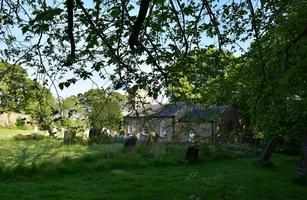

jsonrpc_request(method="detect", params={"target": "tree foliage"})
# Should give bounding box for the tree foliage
[0,0,306,140]
[79,89,126,130]
[0,62,56,129]
[0,62,31,112]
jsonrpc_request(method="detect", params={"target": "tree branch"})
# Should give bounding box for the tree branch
[203,0,223,49]
[128,0,151,50]
[66,0,75,65]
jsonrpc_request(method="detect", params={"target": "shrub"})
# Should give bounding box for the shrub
[89,135,112,144]
[15,117,26,129]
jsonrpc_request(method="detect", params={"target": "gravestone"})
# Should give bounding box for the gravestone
[119,130,125,136]
[51,126,58,138]
[295,138,307,182]
[186,145,199,164]
[124,135,137,149]
[257,136,281,166]
[89,128,101,138]
[88,128,110,144]
[61,127,66,139]
[145,132,156,146]
[63,128,76,144]
[32,126,39,136]
[84,128,90,138]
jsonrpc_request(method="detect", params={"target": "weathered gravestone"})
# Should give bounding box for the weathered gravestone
[52,126,58,138]
[63,128,76,144]
[89,128,101,138]
[257,136,281,166]
[61,127,66,139]
[186,145,199,164]
[84,128,89,137]
[32,126,39,136]
[119,130,125,136]
[294,138,307,182]
[124,135,137,149]
[88,128,111,144]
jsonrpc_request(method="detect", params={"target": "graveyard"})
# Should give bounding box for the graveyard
[1,0,307,199]
[0,127,306,199]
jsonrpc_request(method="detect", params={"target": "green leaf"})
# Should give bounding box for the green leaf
[34,8,63,21]
[59,83,64,90]
[64,82,70,88]
[21,25,29,34]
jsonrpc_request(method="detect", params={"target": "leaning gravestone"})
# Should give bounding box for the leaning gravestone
[186,145,199,164]
[124,135,137,149]
[63,128,76,144]
[294,138,307,183]
[257,136,281,166]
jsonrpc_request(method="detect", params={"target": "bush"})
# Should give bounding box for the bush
[15,117,26,129]
[89,135,112,144]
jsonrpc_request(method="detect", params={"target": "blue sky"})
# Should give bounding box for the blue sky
[0,0,251,99]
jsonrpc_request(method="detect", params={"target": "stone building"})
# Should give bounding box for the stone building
[124,102,242,142]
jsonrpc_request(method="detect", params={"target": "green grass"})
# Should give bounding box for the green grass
[0,127,306,199]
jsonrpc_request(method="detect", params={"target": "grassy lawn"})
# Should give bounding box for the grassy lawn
[0,127,306,200]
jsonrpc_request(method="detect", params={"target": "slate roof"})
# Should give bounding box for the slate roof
[154,102,187,117]
[125,102,228,122]
[124,104,161,117]
[178,106,228,122]
[125,102,186,118]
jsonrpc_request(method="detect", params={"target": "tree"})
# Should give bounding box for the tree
[61,95,84,118]
[235,1,307,141]
[51,95,86,127]
[0,62,31,112]
[0,62,56,129]
[1,0,306,140]
[166,48,237,105]
[80,89,125,130]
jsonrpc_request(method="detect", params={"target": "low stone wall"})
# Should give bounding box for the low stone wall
[0,112,31,127]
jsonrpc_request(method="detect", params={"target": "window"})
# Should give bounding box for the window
[141,128,146,135]
[127,124,133,135]
[159,120,167,137]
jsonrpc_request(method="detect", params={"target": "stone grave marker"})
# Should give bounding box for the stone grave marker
[89,128,101,138]
[63,128,76,144]
[32,126,39,136]
[186,145,199,164]
[124,135,137,149]
[51,126,58,138]
[257,136,281,166]
[84,128,90,138]
[61,127,66,139]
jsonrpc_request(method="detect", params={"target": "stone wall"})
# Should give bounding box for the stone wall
[125,117,174,142]
[124,106,242,143]
[0,112,31,127]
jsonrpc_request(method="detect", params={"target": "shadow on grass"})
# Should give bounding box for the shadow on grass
[0,138,264,181]
[0,143,189,180]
